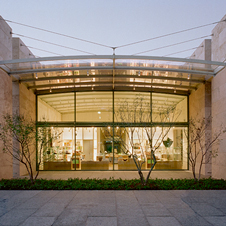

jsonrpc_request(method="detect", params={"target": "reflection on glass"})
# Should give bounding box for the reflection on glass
[76,92,112,122]
[76,127,110,170]
[38,127,75,170]
[38,93,74,122]
[38,126,187,171]
[114,92,150,122]
[152,127,187,169]
[152,93,187,122]
[37,91,188,171]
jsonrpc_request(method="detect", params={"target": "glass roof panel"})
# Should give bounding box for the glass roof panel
[1,55,225,95]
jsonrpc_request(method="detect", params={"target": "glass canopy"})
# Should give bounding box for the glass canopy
[0,55,225,95]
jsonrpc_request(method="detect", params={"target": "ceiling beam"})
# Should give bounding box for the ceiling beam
[19,73,204,84]
[10,65,214,76]
[35,85,189,95]
[28,80,196,90]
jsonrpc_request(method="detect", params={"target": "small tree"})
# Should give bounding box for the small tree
[0,113,57,184]
[105,95,181,185]
[186,116,224,181]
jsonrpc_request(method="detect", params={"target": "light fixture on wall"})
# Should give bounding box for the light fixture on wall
[50,87,52,93]
[87,70,89,76]
[35,73,38,79]
[174,89,176,93]
[138,70,140,76]
[187,74,190,79]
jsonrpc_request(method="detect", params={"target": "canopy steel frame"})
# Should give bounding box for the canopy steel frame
[0,55,225,66]
[1,54,224,96]
[9,66,215,76]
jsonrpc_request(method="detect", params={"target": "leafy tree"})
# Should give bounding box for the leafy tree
[0,114,58,184]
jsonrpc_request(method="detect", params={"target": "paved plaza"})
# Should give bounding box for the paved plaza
[0,190,226,226]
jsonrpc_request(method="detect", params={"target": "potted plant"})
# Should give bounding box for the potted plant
[163,137,173,148]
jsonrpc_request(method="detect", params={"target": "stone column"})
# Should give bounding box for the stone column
[0,16,13,179]
[211,14,226,179]
[12,38,36,177]
[189,39,212,177]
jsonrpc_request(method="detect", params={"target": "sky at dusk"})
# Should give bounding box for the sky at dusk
[0,0,226,58]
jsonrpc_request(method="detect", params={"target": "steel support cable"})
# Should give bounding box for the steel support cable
[163,45,204,57]
[12,33,95,55]
[133,34,212,55]
[21,45,65,56]
[2,18,112,49]
[116,19,226,49]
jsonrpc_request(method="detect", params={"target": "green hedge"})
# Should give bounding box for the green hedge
[0,178,226,190]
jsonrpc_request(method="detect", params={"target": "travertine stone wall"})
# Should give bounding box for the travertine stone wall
[189,39,212,177]
[12,38,36,177]
[211,14,226,179]
[0,16,12,61]
[0,17,13,179]
[212,15,226,62]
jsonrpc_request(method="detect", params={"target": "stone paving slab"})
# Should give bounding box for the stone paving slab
[0,190,225,226]
[147,216,181,226]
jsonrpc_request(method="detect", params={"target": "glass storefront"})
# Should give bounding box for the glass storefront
[37,91,188,171]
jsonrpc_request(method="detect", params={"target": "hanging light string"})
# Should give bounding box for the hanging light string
[12,32,96,55]
[133,34,212,55]
[115,19,226,49]
[2,18,112,49]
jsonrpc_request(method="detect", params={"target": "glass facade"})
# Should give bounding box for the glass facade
[37,91,188,171]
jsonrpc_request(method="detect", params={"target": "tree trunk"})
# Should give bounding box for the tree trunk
[192,164,197,181]
[145,150,157,185]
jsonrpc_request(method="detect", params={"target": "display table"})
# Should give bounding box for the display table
[118,158,146,170]
[153,160,182,169]
[44,161,71,170]
[71,157,81,169]
[81,160,109,170]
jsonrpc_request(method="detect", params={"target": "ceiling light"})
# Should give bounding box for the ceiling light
[98,111,101,114]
